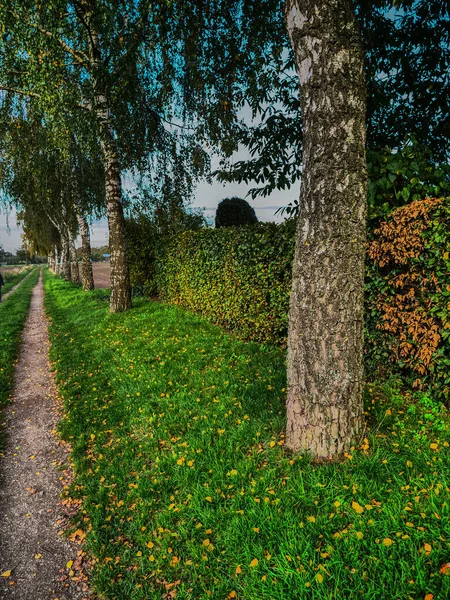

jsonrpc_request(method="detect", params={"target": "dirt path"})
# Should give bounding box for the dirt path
[0,273,89,600]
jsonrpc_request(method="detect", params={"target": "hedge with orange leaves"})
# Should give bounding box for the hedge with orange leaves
[366,197,450,402]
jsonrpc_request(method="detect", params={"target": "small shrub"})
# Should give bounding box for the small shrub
[215,197,258,228]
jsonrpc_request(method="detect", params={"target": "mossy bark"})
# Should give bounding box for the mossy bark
[285,0,367,459]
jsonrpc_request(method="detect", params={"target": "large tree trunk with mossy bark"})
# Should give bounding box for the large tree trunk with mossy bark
[90,20,131,312]
[75,207,95,291]
[47,249,54,271]
[68,229,80,285]
[53,246,59,275]
[98,115,131,312]
[284,0,367,460]
[61,236,71,281]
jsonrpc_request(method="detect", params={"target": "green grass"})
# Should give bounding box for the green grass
[0,268,40,411]
[44,272,450,600]
[1,266,35,295]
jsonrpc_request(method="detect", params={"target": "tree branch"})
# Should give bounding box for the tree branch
[0,85,92,112]
[33,23,91,67]
[0,86,41,99]
[7,7,90,67]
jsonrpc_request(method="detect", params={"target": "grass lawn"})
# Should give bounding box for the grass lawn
[44,272,450,600]
[1,265,35,295]
[0,268,40,412]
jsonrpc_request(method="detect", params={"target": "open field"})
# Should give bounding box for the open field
[92,262,110,289]
[0,266,35,295]
[0,264,29,270]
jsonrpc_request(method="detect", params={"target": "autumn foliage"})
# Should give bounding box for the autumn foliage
[366,197,450,401]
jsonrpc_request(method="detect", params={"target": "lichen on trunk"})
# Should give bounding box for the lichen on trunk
[284,0,367,460]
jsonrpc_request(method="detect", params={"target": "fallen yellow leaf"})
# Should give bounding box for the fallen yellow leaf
[316,573,323,583]
[352,501,364,514]
[382,538,394,547]
[424,543,432,555]
[1,571,11,578]
[249,558,258,568]
[66,560,73,569]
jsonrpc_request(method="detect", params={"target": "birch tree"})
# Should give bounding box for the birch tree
[284,0,367,459]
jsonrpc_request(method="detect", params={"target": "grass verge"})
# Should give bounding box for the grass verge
[1,265,35,295]
[44,272,450,600]
[0,268,40,412]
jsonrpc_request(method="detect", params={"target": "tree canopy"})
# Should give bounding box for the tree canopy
[216,0,450,211]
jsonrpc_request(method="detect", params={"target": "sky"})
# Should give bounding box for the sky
[0,175,299,253]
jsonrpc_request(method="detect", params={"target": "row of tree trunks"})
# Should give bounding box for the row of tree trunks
[47,214,95,292]
[284,0,367,460]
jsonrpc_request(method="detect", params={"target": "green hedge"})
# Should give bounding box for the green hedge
[157,200,450,402]
[157,220,296,345]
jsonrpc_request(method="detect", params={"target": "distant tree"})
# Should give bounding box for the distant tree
[15,245,28,263]
[89,246,111,262]
[126,190,206,291]
[215,197,258,228]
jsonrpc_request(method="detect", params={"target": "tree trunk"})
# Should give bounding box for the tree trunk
[89,23,131,313]
[76,208,95,291]
[53,246,59,274]
[284,0,367,460]
[99,120,131,312]
[68,229,81,285]
[61,236,71,281]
